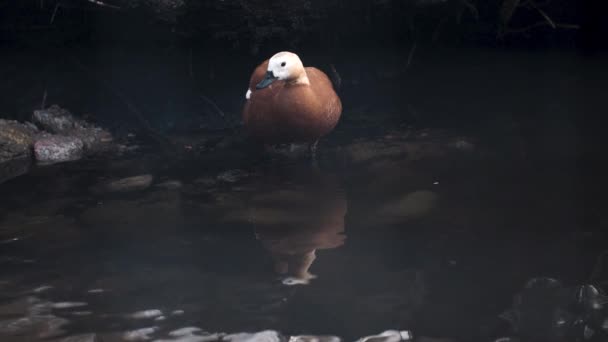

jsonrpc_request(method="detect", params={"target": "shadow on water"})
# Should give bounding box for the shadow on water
[1,47,608,341]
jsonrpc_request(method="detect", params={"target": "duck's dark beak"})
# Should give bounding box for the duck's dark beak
[256,71,278,89]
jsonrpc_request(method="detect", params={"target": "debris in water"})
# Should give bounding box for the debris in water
[171,310,185,316]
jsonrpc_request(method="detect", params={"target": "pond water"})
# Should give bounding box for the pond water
[1,46,607,342]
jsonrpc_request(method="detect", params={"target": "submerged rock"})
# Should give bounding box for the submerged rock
[34,135,84,164]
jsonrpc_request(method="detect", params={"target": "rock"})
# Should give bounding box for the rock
[33,105,80,134]
[33,105,113,154]
[34,135,84,164]
[91,174,154,193]
[70,127,113,154]
[0,119,38,161]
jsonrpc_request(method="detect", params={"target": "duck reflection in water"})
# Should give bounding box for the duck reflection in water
[248,165,347,285]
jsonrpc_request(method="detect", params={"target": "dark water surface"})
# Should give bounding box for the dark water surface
[1,47,607,342]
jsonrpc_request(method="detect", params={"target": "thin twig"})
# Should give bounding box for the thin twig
[405,42,417,70]
[189,47,194,79]
[200,95,225,118]
[534,6,556,29]
[41,88,47,110]
[50,3,60,24]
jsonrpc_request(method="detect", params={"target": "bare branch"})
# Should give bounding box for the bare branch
[50,3,60,24]
[199,95,226,118]
[535,7,556,29]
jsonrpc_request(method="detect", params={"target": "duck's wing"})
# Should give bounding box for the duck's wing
[305,67,342,117]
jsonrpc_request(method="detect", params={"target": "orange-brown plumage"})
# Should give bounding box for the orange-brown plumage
[242,52,342,145]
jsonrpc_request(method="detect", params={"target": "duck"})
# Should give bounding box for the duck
[242,51,342,155]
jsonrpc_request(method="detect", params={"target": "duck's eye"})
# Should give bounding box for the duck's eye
[281,62,286,67]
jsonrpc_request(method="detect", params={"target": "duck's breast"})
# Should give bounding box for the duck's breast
[243,64,342,143]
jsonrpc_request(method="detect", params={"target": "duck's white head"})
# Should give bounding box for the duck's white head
[256,51,309,89]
